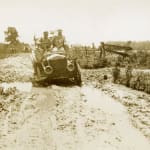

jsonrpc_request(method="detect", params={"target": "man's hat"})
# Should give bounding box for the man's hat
[43,31,48,35]
[57,29,63,32]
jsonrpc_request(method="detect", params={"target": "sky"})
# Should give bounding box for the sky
[0,0,150,45]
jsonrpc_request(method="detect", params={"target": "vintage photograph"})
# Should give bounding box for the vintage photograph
[0,0,150,149]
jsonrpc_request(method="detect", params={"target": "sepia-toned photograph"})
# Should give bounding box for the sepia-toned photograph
[0,0,150,149]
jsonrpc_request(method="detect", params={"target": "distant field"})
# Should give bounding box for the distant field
[0,42,30,59]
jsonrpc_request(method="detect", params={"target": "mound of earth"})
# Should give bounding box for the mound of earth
[0,53,33,82]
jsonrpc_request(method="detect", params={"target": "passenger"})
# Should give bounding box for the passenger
[40,31,51,52]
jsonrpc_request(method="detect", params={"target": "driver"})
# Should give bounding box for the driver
[52,29,70,55]
[52,29,66,51]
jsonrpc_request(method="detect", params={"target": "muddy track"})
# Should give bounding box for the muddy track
[0,83,149,150]
[0,53,150,149]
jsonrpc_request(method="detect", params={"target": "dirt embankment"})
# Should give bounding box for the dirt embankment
[0,53,32,82]
[0,53,150,149]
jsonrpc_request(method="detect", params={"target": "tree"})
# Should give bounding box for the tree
[4,27,19,45]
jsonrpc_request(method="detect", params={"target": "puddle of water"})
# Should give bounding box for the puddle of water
[1,82,32,92]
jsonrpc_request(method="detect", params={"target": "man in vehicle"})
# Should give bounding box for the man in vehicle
[52,29,66,50]
[40,31,52,51]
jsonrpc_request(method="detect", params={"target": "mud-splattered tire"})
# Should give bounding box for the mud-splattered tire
[75,71,82,86]
[74,62,82,86]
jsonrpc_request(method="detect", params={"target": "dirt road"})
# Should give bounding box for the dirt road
[0,83,149,150]
[0,54,150,149]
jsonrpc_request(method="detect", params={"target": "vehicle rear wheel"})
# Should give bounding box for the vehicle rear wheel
[74,62,82,86]
[75,71,81,86]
